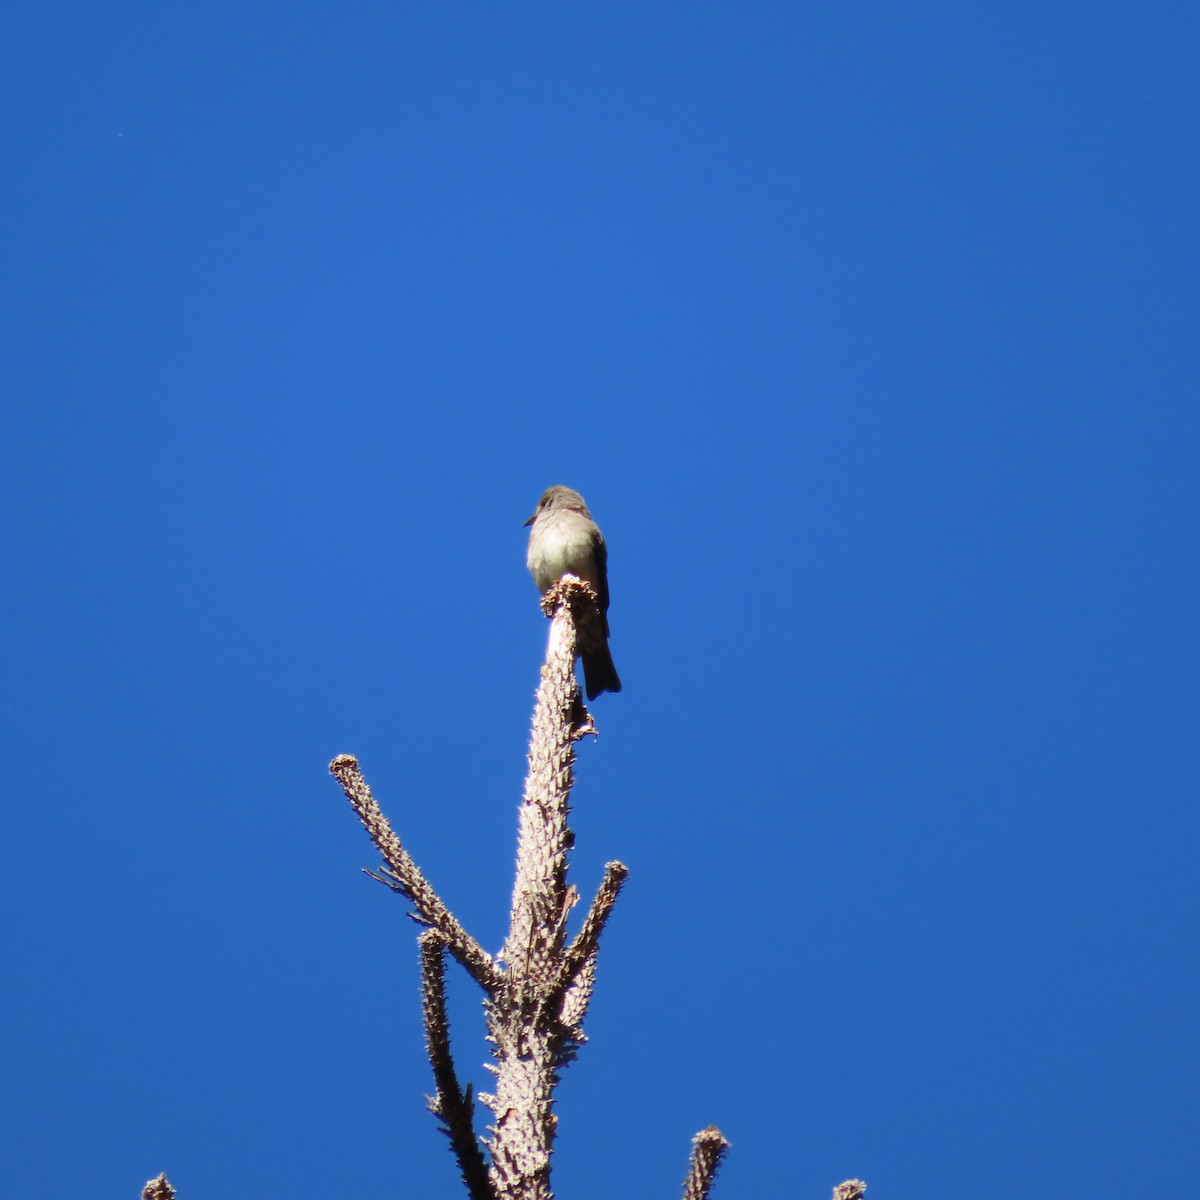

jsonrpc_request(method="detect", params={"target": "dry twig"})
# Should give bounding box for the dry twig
[681,1126,731,1200]
[141,1175,176,1200]
[329,753,500,993]
[420,931,493,1200]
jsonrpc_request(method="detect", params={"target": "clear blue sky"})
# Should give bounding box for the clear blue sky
[2,4,1196,1198]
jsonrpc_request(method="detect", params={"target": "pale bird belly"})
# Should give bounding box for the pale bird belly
[529,531,598,593]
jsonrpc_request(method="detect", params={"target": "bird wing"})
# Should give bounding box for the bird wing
[594,533,611,633]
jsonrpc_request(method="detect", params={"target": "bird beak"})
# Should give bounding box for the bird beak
[523,513,536,527]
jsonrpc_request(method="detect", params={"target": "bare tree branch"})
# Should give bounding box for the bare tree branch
[833,1181,867,1200]
[545,859,628,1057]
[141,1175,176,1200]
[558,860,628,995]
[329,573,751,1199]
[554,942,598,1065]
[681,1126,730,1200]
[328,753,500,993]
[420,931,495,1200]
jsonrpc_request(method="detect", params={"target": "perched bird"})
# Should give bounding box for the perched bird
[524,485,622,700]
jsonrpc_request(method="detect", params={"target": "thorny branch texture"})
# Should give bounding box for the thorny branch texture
[141,1176,175,1200]
[475,578,622,1200]
[420,931,493,1200]
[329,753,499,992]
[682,1127,731,1200]
[330,576,753,1200]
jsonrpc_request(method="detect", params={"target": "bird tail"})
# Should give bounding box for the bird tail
[582,643,622,700]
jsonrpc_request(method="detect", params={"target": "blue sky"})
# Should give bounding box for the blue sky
[1,4,1197,1198]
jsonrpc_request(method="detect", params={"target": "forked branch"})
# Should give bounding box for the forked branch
[330,576,747,1200]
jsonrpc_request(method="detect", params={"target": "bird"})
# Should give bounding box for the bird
[524,485,622,700]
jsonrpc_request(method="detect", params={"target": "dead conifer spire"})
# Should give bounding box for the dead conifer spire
[330,573,750,1199]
